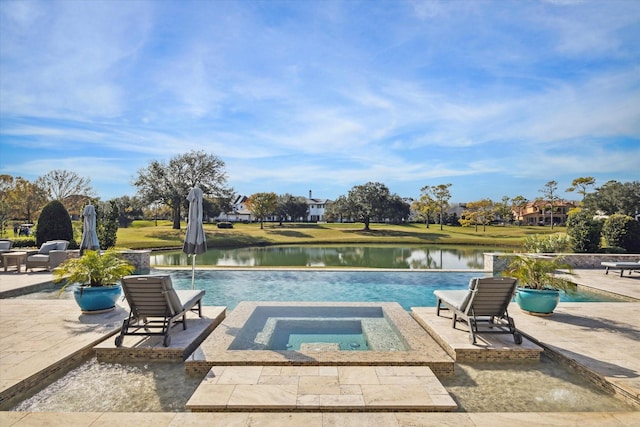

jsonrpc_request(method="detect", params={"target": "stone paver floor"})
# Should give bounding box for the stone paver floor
[186,365,456,412]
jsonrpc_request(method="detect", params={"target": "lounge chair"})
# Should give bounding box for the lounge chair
[26,240,69,271]
[434,277,522,345]
[601,261,640,277]
[115,274,205,347]
[0,240,13,267]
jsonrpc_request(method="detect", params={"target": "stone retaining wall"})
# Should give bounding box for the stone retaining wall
[485,252,640,274]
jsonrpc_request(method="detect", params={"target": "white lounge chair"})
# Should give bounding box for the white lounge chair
[601,261,640,277]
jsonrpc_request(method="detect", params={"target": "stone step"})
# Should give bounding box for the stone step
[186,365,457,412]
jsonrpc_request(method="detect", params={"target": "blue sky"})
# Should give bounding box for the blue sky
[1,0,639,204]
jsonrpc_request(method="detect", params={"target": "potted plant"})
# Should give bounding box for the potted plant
[503,254,575,316]
[54,249,135,313]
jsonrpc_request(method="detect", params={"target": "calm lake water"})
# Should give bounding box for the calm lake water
[151,245,512,269]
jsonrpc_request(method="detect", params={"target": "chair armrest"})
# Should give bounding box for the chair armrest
[49,250,69,268]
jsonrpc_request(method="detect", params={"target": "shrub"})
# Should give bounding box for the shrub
[523,234,570,253]
[97,200,119,249]
[566,210,602,253]
[35,200,73,247]
[602,214,640,252]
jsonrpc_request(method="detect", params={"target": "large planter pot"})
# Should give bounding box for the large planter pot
[73,284,122,314]
[515,287,560,316]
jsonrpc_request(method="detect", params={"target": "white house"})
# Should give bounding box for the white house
[214,191,331,223]
[214,195,252,222]
[306,190,330,222]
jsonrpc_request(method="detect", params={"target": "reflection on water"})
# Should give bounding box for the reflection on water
[439,355,637,412]
[151,245,511,269]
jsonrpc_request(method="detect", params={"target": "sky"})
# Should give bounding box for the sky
[1,0,639,204]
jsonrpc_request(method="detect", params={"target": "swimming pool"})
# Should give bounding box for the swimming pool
[14,269,623,310]
[162,269,621,311]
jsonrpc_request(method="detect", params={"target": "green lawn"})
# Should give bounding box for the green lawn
[116,221,566,250]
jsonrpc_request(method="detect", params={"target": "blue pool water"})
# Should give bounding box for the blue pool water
[159,270,620,311]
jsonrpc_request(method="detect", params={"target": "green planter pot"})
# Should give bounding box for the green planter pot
[515,287,560,316]
[73,284,122,314]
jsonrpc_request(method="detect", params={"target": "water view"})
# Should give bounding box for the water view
[151,245,512,269]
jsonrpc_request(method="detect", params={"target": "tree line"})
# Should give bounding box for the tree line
[2,150,639,238]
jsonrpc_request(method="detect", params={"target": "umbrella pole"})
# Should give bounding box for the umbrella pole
[191,255,196,290]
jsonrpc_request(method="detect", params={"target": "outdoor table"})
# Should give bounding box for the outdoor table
[2,251,27,273]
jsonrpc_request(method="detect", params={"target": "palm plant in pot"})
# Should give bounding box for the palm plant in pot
[54,249,135,313]
[503,254,576,316]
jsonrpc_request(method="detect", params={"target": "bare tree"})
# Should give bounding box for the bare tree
[36,170,94,212]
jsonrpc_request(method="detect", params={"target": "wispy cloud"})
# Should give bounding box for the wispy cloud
[1,0,638,202]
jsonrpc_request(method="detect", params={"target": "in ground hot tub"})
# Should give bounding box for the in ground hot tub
[228,305,407,351]
[189,302,455,373]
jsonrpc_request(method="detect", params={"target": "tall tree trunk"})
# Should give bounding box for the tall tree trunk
[172,204,181,229]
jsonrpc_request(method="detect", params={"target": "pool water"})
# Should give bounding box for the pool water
[9,358,204,412]
[9,355,636,413]
[440,355,637,413]
[17,270,623,311]
[269,319,367,350]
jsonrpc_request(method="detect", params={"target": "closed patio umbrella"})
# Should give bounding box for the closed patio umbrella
[183,187,207,289]
[79,204,100,255]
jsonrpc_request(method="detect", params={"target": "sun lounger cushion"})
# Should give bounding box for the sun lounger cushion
[171,290,205,315]
[38,242,59,254]
[438,278,480,313]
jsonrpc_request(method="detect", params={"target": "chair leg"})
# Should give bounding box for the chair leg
[468,319,477,344]
[436,299,441,316]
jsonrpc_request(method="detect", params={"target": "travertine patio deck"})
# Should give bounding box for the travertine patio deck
[1,268,639,425]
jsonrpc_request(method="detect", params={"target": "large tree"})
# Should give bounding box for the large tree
[4,177,48,223]
[35,169,94,213]
[345,182,392,230]
[134,150,229,229]
[246,192,278,229]
[324,196,348,223]
[276,193,308,224]
[583,180,640,217]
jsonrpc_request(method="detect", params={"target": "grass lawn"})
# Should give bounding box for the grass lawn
[116,221,566,250]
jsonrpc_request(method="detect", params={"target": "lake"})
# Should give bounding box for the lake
[150,244,513,269]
